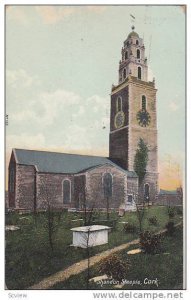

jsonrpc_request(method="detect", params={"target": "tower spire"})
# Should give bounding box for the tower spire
[118,29,148,83]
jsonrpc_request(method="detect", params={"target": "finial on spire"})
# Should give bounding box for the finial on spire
[132,25,135,31]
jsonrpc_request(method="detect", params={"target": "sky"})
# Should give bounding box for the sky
[5,5,186,190]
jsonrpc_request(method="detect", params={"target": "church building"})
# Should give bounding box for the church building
[8,27,158,211]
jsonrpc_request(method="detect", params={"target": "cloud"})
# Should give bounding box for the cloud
[64,124,91,150]
[6,5,107,26]
[6,133,46,152]
[34,89,81,125]
[169,100,179,111]
[10,90,79,125]
[6,68,110,157]
[35,6,107,25]
[6,69,39,89]
[86,6,107,13]
[6,6,28,24]
[35,6,75,24]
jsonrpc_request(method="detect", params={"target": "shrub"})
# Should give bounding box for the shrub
[5,212,20,225]
[165,221,175,236]
[98,254,130,281]
[176,207,183,215]
[148,216,158,226]
[123,222,137,233]
[167,206,176,219]
[140,231,162,254]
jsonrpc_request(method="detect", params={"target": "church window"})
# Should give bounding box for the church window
[116,96,122,112]
[123,68,126,79]
[142,95,146,110]
[137,49,140,59]
[63,179,71,203]
[138,66,141,79]
[136,40,139,45]
[9,166,15,193]
[103,173,113,198]
[125,51,128,60]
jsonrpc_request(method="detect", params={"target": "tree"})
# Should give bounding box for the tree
[103,173,112,220]
[38,175,62,252]
[80,206,96,289]
[136,202,146,233]
[78,188,98,288]
[133,138,149,186]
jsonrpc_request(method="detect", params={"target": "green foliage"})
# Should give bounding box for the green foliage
[165,221,175,236]
[148,216,158,226]
[44,209,63,252]
[176,207,183,215]
[140,231,162,254]
[123,222,137,233]
[5,211,20,225]
[52,226,183,290]
[5,207,181,289]
[167,206,176,219]
[98,254,130,281]
[133,138,148,184]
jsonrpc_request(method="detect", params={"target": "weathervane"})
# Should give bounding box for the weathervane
[130,14,135,30]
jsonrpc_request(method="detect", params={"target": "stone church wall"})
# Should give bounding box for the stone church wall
[126,176,139,199]
[36,173,74,210]
[74,174,86,209]
[138,172,159,203]
[85,165,128,209]
[16,164,36,210]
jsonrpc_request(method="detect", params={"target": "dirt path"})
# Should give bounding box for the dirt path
[29,222,182,290]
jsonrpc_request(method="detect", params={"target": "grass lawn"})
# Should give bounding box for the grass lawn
[5,206,183,289]
[50,225,183,290]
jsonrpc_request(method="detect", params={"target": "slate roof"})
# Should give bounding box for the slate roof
[13,148,137,177]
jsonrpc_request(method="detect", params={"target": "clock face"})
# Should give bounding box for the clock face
[136,109,151,127]
[114,111,125,129]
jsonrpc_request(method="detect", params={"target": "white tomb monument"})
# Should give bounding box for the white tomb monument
[71,225,111,248]
[119,195,136,212]
[125,194,136,211]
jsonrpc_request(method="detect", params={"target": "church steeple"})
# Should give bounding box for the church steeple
[109,28,158,203]
[118,26,148,83]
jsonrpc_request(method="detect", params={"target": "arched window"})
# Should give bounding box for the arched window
[116,96,122,112]
[63,179,71,203]
[138,67,141,79]
[103,173,113,198]
[125,51,128,60]
[142,95,146,110]
[137,49,140,59]
[136,40,139,45]
[123,68,126,80]
[144,184,150,201]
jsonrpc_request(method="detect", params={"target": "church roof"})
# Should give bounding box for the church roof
[13,148,137,177]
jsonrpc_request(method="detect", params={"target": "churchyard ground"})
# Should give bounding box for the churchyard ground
[51,225,183,290]
[5,206,183,290]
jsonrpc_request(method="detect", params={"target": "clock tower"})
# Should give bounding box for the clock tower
[109,26,158,202]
